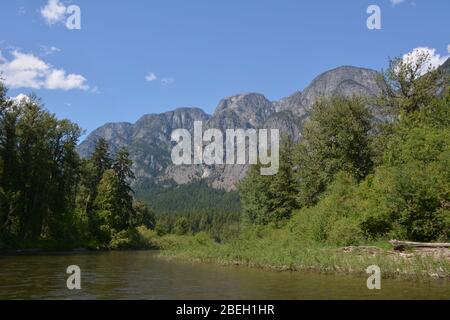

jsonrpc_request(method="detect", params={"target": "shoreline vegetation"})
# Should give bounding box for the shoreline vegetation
[141,227,450,281]
[2,228,448,281]
[1,55,449,283]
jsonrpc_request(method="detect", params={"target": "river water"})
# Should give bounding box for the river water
[0,251,448,300]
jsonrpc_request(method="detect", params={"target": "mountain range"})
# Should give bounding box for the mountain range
[78,61,448,210]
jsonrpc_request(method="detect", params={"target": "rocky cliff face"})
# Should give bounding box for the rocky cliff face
[275,66,381,117]
[208,93,276,129]
[78,65,383,193]
[78,108,210,184]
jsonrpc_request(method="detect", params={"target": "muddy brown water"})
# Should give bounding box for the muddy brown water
[0,251,448,300]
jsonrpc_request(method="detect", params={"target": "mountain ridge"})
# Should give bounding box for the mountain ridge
[78,64,383,195]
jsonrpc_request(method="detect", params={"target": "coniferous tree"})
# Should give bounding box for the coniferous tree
[112,148,135,230]
[84,138,112,236]
[239,137,297,225]
[0,85,81,242]
[267,137,298,223]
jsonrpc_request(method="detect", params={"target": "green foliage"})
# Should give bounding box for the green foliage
[87,145,142,245]
[111,148,135,230]
[155,210,240,242]
[293,96,374,207]
[377,51,445,115]
[239,164,273,225]
[291,172,365,246]
[364,128,450,241]
[137,179,241,216]
[132,201,156,229]
[160,224,450,280]
[173,217,189,235]
[239,137,298,225]
[236,56,449,245]
[0,90,81,243]
[0,82,149,249]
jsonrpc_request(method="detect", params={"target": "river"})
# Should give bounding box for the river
[0,251,448,299]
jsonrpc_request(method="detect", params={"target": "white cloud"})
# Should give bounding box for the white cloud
[4,94,31,110]
[45,69,88,90]
[11,93,30,104]
[40,45,61,56]
[447,44,450,54]
[390,0,406,6]
[0,50,89,91]
[145,72,157,82]
[161,77,175,85]
[40,0,67,25]
[402,47,449,76]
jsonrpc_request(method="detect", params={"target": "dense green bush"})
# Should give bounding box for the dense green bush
[290,172,365,246]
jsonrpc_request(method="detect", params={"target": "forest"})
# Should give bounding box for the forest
[0,87,154,249]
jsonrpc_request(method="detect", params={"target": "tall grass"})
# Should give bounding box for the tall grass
[145,226,450,281]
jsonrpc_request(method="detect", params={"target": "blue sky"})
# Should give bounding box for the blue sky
[0,0,449,137]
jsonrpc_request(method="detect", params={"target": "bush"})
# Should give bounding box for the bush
[327,217,364,246]
[360,124,450,241]
[290,172,365,246]
[108,226,160,249]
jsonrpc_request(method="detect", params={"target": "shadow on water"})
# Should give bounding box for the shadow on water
[0,251,448,300]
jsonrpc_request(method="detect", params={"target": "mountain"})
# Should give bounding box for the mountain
[438,58,450,96]
[441,58,450,73]
[274,66,381,117]
[207,93,276,129]
[78,108,210,184]
[78,65,384,208]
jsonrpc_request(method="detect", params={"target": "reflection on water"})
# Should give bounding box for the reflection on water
[0,251,448,300]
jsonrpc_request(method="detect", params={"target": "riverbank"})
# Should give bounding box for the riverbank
[149,231,450,281]
[2,227,449,281]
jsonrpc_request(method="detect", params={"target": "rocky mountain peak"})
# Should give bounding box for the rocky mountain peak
[215,93,273,113]
[301,66,380,106]
[276,66,381,117]
[209,93,275,129]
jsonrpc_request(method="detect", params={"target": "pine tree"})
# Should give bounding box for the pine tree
[239,137,298,225]
[112,148,135,230]
[267,137,297,223]
[85,138,112,236]
[93,169,118,243]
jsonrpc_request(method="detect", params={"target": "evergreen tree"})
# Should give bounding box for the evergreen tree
[239,137,297,225]
[132,201,156,229]
[0,86,81,242]
[93,169,118,243]
[173,217,189,235]
[267,137,298,223]
[112,148,135,230]
[84,138,112,236]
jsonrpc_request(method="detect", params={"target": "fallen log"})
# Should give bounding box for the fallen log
[390,240,450,250]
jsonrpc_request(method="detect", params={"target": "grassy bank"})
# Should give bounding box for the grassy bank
[136,226,450,281]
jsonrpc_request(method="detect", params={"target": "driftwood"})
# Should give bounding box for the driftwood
[390,240,450,250]
[341,246,381,253]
